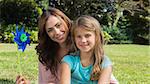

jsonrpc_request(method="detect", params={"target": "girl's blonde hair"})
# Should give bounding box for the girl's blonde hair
[72,15,104,80]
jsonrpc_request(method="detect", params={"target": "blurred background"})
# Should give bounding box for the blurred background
[0,0,149,84]
[0,0,149,45]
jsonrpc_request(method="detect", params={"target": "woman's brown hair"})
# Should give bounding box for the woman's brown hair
[35,7,72,78]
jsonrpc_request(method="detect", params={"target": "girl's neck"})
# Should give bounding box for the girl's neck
[80,51,94,67]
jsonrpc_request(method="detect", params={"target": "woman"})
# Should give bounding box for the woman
[16,7,113,84]
[36,7,72,83]
[16,7,72,84]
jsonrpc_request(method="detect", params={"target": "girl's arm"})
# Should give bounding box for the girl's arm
[98,65,112,84]
[60,62,71,84]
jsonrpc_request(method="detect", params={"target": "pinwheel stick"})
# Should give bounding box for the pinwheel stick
[17,50,22,75]
[13,26,31,75]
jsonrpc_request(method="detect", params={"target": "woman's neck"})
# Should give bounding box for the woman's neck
[59,42,66,48]
[57,44,69,61]
[80,51,94,67]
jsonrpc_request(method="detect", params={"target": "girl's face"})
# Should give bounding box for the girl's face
[74,27,96,53]
[45,15,69,45]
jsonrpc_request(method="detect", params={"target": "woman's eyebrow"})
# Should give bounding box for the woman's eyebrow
[56,22,61,26]
[49,22,61,29]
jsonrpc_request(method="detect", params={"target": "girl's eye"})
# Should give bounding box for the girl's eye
[85,34,91,38]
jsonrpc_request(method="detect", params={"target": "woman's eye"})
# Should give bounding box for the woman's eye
[76,35,81,38]
[47,28,53,32]
[56,23,62,28]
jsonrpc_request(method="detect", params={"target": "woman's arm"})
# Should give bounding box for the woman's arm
[38,62,57,84]
[60,62,71,84]
[98,65,112,84]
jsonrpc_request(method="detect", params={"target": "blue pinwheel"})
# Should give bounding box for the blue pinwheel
[13,25,31,52]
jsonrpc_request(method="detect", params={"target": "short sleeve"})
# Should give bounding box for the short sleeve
[61,55,76,71]
[69,51,80,56]
[101,55,112,69]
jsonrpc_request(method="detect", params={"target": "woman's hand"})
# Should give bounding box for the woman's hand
[16,75,30,84]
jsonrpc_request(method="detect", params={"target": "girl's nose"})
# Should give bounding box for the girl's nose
[81,37,87,43]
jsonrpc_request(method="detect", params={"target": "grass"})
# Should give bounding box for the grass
[104,44,150,83]
[0,43,38,84]
[0,43,149,84]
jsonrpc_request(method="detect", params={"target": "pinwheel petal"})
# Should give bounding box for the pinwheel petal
[22,43,27,52]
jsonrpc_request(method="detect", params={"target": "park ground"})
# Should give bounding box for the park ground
[0,44,149,84]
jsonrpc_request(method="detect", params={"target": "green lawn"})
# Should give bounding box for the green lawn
[0,44,149,84]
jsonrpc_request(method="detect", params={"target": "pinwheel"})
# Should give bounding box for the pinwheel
[12,26,31,52]
[12,25,31,75]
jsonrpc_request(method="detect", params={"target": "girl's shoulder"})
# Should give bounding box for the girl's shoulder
[63,54,79,62]
[61,54,79,71]
[100,55,112,69]
[68,51,80,56]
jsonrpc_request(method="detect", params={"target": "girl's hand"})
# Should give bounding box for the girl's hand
[16,75,30,84]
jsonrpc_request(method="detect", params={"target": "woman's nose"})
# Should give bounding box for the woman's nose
[54,27,61,35]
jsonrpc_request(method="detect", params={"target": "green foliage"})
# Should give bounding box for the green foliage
[0,24,38,43]
[103,25,132,44]
[0,0,149,44]
[0,24,16,43]
[49,0,115,20]
[35,0,49,10]
[103,0,150,44]
[103,31,112,44]
[129,15,149,45]
[118,0,150,45]
[0,0,41,27]
[28,30,38,43]
[3,32,14,43]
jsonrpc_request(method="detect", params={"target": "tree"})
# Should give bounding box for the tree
[117,0,150,44]
[48,0,115,20]
[0,0,41,27]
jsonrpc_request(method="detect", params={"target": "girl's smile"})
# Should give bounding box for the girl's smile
[74,27,95,53]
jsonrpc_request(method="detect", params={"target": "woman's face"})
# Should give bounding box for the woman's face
[45,15,69,45]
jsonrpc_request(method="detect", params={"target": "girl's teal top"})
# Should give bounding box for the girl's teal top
[61,52,112,84]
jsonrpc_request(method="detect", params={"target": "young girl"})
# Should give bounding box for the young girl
[60,15,118,84]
